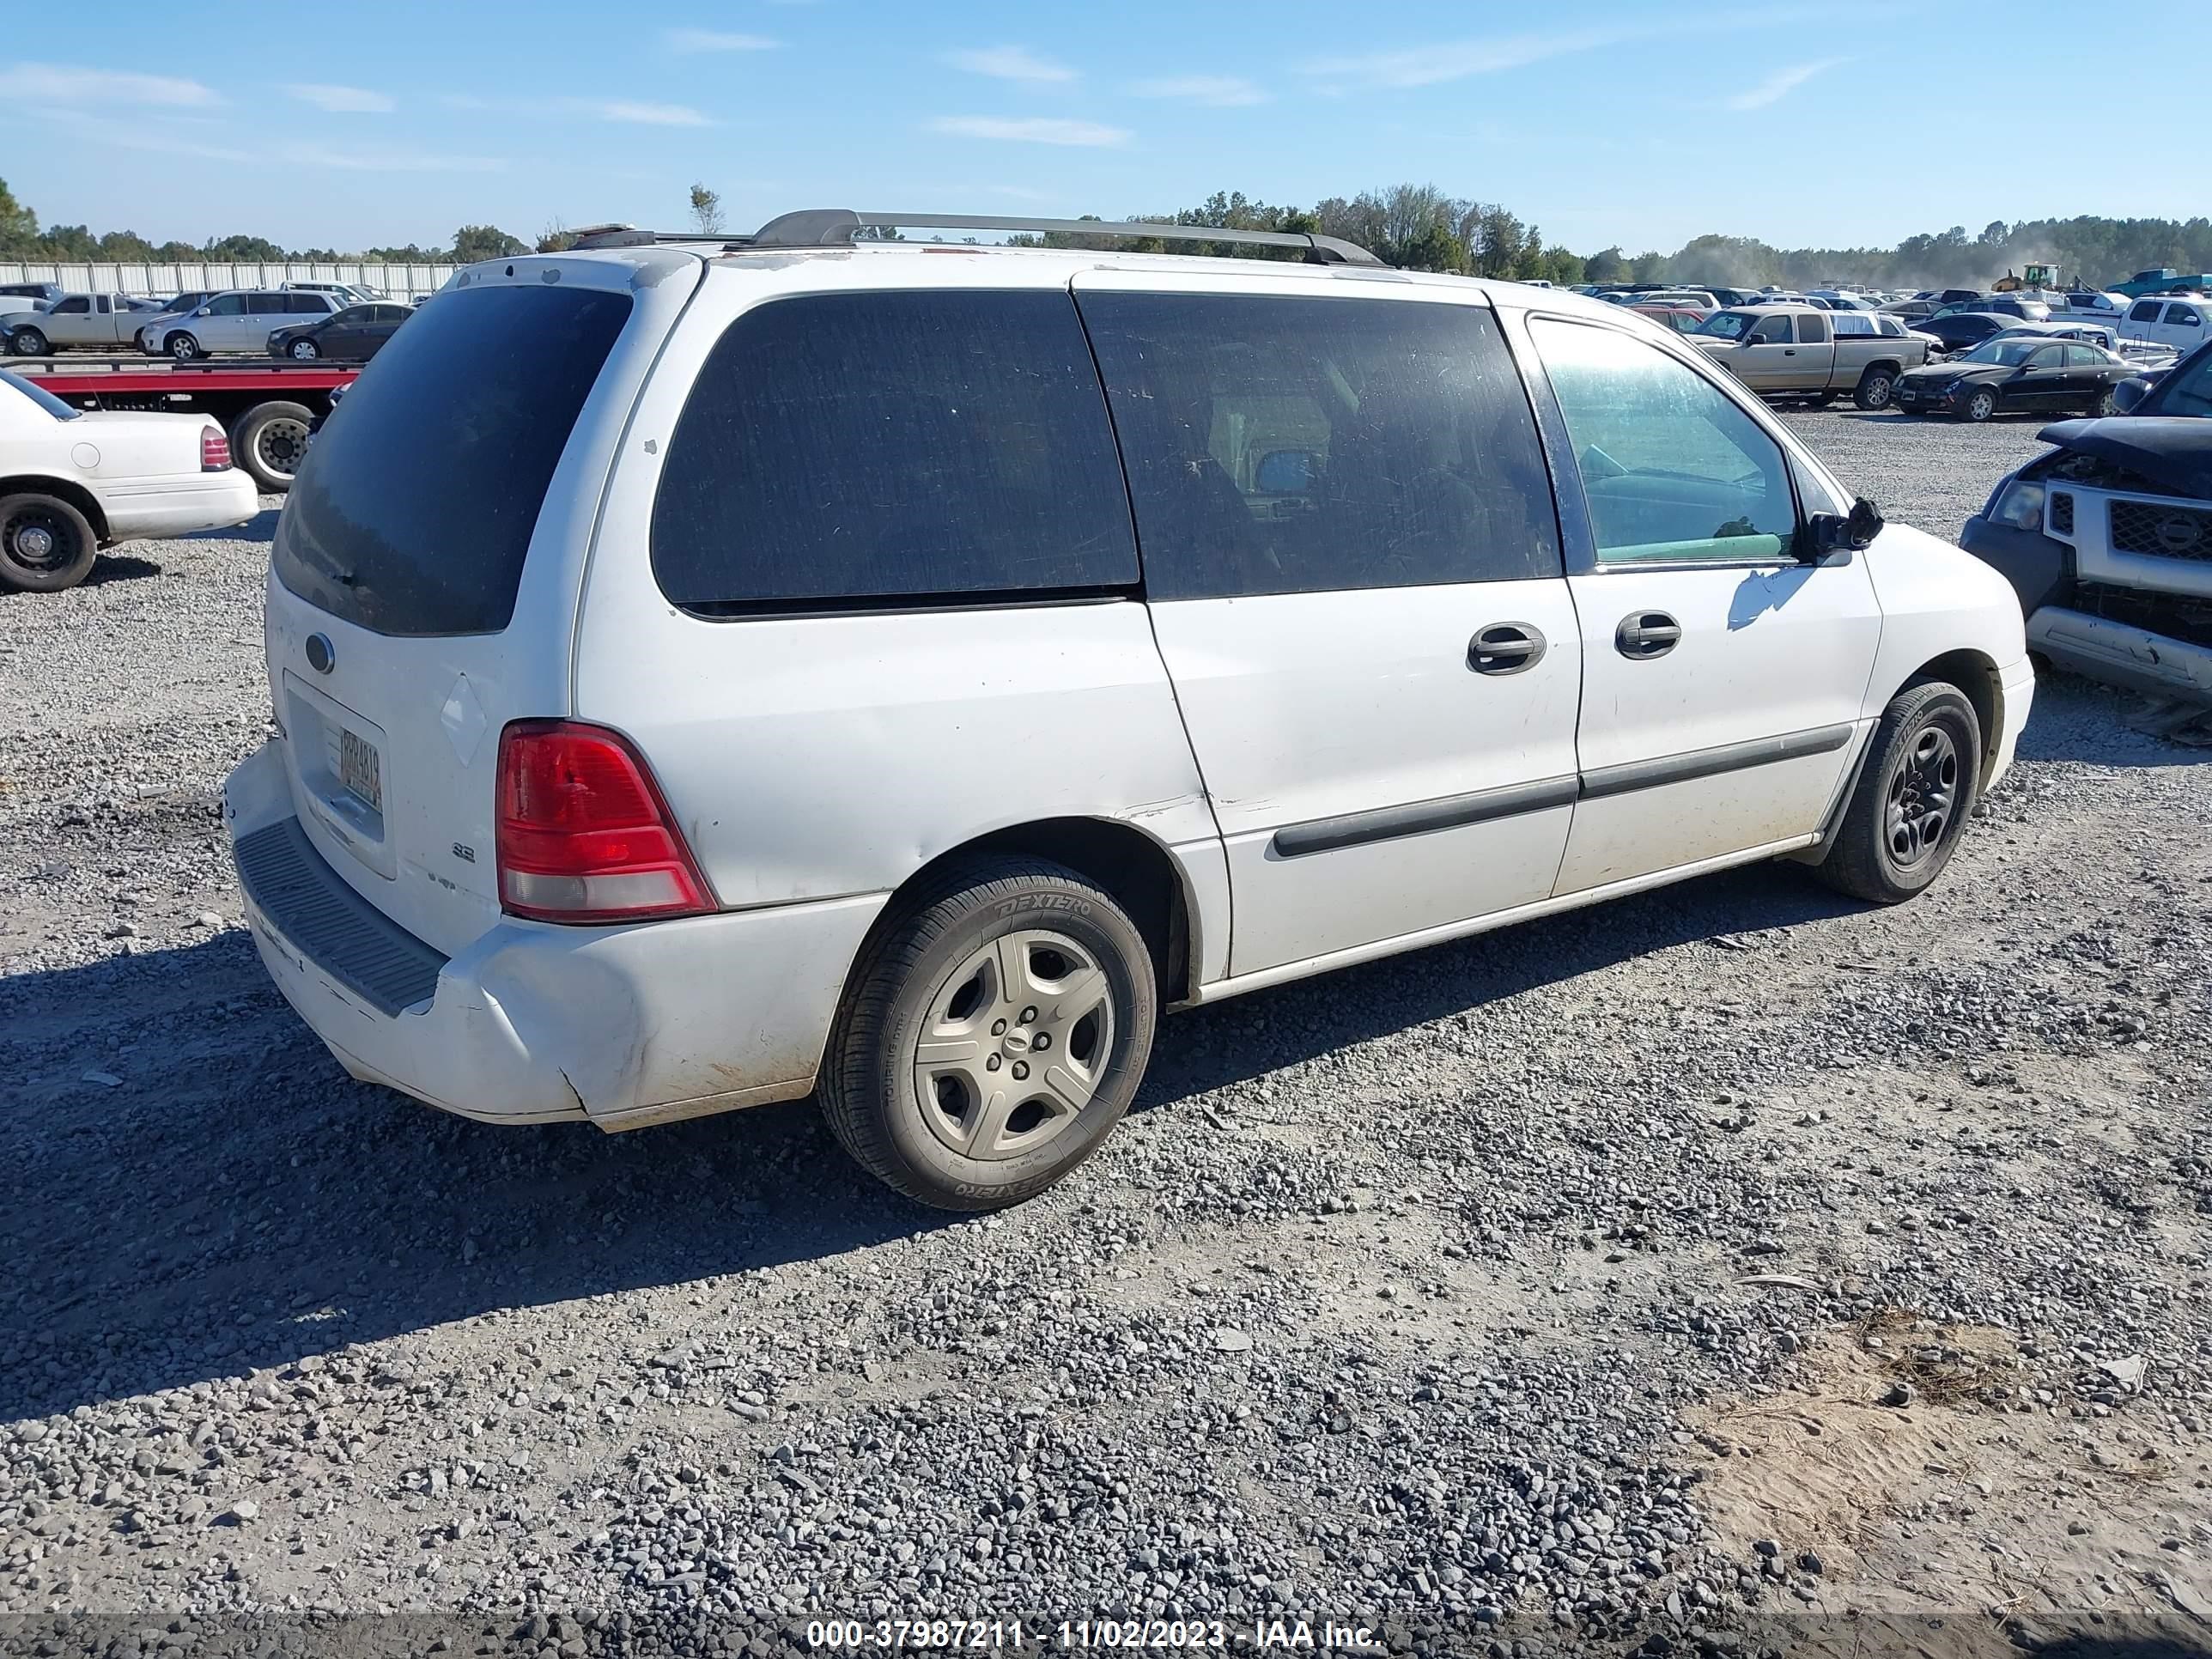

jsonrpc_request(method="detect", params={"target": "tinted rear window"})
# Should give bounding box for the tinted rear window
[275,284,631,635]
[651,289,1137,611]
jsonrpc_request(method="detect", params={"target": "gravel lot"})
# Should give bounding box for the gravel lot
[3,411,2209,1657]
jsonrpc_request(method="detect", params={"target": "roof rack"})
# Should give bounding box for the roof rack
[571,210,1386,268]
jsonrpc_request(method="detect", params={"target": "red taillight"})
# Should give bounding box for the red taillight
[200,428,231,471]
[495,721,714,924]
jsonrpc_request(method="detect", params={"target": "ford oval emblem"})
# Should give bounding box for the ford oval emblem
[305,633,335,674]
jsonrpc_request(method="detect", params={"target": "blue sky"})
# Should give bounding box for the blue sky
[3,0,2203,258]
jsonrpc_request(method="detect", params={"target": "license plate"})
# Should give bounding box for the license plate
[337,728,383,814]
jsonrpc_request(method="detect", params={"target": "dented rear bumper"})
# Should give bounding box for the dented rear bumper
[224,740,883,1130]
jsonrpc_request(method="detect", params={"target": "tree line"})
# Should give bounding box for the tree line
[7,171,2211,291]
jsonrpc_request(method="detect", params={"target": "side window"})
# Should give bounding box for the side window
[1796,312,1830,343]
[1530,319,1799,568]
[2130,301,2165,323]
[651,289,1138,611]
[206,295,246,315]
[1748,313,1792,343]
[2063,344,2100,367]
[248,295,286,315]
[2027,345,2063,369]
[2167,305,2203,328]
[1080,292,1561,600]
[53,296,89,314]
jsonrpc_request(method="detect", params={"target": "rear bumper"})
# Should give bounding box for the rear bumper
[101,474,261,542]
[2027,605,2212,709]
[224,740,884,1130]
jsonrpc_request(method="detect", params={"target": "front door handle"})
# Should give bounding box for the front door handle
[1469,622,1547,676]
[1616,611,1682,659]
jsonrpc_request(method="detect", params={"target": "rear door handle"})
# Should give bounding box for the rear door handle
[1616,611,1682,659]
[1468,622,1547,676]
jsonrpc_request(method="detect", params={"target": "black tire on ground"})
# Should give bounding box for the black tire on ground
[1853,367,1897,410]
[0,493,100,593]
[1814,681,1983,905]
[231,400,316,492]
[167,331,201,361]
[9,325,49,356]
[818,857,1158,1211]
[1963,386,1998,422]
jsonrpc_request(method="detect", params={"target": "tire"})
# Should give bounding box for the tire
[167,331,201,362]
[1963,386,1998,422]
[231,401,315,492]
[819,857,1158,1211]
[2097,388,2119,416]
[289,337,319,361]
[0,493,100,593]
[1853,368,1897,410]
[9,325,49,356]
[1814,682,1982,905]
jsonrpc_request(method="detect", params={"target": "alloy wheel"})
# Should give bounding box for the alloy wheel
[1884,724,1960,869]
[912,929,1116,1162]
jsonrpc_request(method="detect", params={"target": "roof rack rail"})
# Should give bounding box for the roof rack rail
[571,210,1387,268]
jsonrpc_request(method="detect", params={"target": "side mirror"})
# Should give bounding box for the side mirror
[1808,497,1884,560]
[2110,379,2147,415]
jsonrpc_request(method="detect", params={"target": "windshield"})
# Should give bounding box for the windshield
[1960,340,2042,366]
[1694,309,1759,339]
[2148,348,2212,417]
[0,371,82,421]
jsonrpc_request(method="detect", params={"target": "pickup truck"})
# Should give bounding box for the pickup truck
[3,293,161,356]
[1687,303,1931,410]
[2112,268,2212,300]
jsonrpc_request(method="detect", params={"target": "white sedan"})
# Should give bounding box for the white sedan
[0,370,260,592]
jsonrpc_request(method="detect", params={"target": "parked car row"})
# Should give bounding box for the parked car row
[2,283,416,362]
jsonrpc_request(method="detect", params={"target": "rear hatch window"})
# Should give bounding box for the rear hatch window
[274,283,632,635]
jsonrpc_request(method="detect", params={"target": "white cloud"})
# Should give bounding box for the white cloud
[1725,57,1847,110]
[1300,26,1650,88]
[930,115,1127,147]
[664,27,778,51]
[944,46,1077,83]
[1127,75,1267,106]
[443,92,715,126]
[0,63,219,107]
[295,145,506,173]
[283,82,395,113]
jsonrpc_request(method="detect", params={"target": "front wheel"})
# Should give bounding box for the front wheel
[1853,368,1896,410]
[289,337,319,361]
[1963,387,1997,422]
[9,326,49,356]
[0,493,100,592]
[167,331,202,361]
[1813,682,1982,904]
[818,859,1158,1210]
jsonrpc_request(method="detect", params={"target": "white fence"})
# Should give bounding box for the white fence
[0,260,458,297]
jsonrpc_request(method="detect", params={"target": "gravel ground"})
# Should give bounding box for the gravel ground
[3,413,2208,1659]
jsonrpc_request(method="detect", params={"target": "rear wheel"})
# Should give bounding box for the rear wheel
[0,493,100,593]
[8,325,49,356]
[167,331,202,361]
[819,858,1158,1210]
[232,400,314,492]
[1853,368,1897,410]
[1814,682,1982,904]
[1963,386,1998,422]
[2098,387,2119,416]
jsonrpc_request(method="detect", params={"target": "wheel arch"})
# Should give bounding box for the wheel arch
[1900,647,2005,788]
[1860,356,1903,379]
[860,816,1204,1008]
[0,474,109,542]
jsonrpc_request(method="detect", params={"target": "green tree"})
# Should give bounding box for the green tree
[451,225,527,262]
[688,183,724,236]
[0,176,40,252]
[1583,246,1629,284]
[203,234,285,260]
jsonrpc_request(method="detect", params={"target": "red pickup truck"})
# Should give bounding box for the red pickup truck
[10,358,356,492]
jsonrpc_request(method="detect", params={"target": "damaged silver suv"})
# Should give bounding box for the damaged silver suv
[1964,354,2212,733]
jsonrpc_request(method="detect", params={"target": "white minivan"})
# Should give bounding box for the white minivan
[225,211,2034,1209]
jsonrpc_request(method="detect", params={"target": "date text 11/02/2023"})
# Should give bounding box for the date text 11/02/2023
[804,1620,1385,1650]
